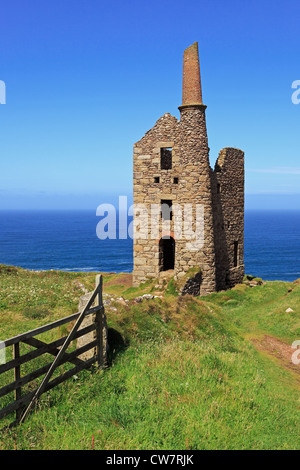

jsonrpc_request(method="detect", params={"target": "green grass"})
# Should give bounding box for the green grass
[205,280,300,342]
[0,266,299,450]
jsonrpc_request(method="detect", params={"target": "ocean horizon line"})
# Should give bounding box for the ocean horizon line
[0,210,299,283]
[0,208,300,213]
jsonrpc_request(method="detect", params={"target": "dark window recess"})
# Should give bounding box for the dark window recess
[159,237,175,271]
[154,176,160,183]
[234,241,239,267]
[217,183,221,194]
[173,177,179,184]
[161,199,172,221]
[160,148,172,170]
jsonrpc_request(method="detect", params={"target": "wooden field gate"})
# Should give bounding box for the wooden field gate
[0,275,105,428]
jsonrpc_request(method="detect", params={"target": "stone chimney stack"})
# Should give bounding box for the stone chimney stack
[178,41,209,157]
[177,42,216,294]
[180,41,203,109]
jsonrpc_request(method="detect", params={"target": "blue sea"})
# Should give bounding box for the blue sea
[0,210,299,282]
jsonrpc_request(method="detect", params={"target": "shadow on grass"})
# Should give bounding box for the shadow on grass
[107,327,129,365]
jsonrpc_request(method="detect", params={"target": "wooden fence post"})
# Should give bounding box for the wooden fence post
[13,342,21,422]
[95,275,104,369]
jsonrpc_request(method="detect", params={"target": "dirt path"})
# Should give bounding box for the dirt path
[251,335,300,377]
[104,273,133,289]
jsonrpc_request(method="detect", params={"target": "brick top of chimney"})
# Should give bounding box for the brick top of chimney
[181,42,203,108]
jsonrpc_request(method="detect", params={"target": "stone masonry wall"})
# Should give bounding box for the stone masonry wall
[176,106,216,294]
[211,147,245,290]
[133,106,217,295]
[133,113,180,285]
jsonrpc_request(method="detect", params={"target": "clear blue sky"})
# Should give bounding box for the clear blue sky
[0,0,299,210]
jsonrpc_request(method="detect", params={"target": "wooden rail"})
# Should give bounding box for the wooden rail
[0,275,105,428]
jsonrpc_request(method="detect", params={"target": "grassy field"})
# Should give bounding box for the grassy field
[0,264,299,450]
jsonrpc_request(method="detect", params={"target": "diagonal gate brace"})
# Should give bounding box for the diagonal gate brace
[19,277,102,424]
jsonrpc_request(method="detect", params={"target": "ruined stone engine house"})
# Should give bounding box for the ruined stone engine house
[133,42,245,295]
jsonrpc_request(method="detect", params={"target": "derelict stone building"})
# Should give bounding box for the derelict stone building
[133,42,244,295]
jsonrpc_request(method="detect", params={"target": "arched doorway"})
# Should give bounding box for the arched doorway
[159,237,175,271]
